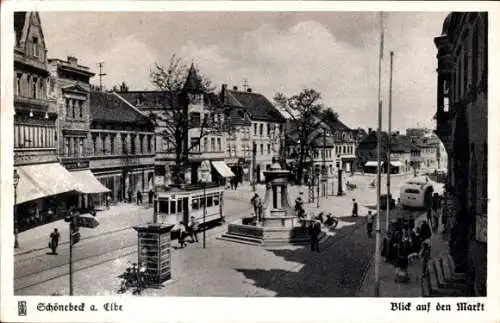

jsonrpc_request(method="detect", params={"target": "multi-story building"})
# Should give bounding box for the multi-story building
[434,12,487,296]
[48,56,110,209]
[119,65,230,186]
[13,12,83,232]
[220,85,286,183]
[88,91,156,203]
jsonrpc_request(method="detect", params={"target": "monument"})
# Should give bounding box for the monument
[219,161,321,246]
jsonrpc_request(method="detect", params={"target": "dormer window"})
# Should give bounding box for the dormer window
[32,37,39,57]
[135,96,143,106]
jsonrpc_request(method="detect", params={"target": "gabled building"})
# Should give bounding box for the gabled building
[88,91,156,203]
[220,85,286,183]
[119,64,231,186]
[13,12,85,234]
[434,12,487,296]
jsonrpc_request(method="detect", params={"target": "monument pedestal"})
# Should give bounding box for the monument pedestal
[219,162,322,246]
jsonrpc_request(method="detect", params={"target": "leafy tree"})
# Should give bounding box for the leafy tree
[149,54,225,184]
[274,89,336,185]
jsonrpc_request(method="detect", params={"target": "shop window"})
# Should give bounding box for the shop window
[170,200,176,214]
[207,196,213,207]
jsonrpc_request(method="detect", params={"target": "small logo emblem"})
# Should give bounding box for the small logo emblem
[18,301,27,316]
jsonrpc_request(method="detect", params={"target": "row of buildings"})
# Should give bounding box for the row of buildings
[355,127,447,175]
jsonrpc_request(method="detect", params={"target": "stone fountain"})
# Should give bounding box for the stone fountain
[219,162,317,246]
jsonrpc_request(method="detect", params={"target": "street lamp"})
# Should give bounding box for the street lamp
[13,169,20,248]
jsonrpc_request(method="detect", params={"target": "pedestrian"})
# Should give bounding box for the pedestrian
[352,198,358,217]
[234,179,239,189]
[381,231,392,261]
[250,193,263,222]
[178,222,187,248]
[408,214,415,231]
[366,211,374,238]
[419,239,431,277]
[148,189,154,205]
[106,194,111,209]
[128,189,133,204]
[419,220,432,241]
[136,190,142,205]
[308,219,321,252]
[295,192,305,218]
[49,228,60,255]
[188,216,199,243]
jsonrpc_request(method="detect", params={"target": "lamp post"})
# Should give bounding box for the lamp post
[13,169,20,248]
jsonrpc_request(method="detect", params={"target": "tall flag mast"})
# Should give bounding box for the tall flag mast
[374,11,384,298]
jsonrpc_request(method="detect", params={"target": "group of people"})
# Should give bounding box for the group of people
[381,217,433,280]
[176,216,200,248]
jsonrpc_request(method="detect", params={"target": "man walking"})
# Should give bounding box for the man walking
[136,190,143,205]
[308,219,321,252]
[366,211,374,238]
[352,198,358,217]
[250,193,263,222]
[49,228,60,255]
[188,216,199,243]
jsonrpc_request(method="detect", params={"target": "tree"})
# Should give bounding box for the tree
[150,54,224,184]
[274,89,335,185]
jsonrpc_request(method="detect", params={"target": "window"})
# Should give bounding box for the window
[79,138,84,156]
[267,144,271,154]
[101,134,107,155]
[217,138,221,151]
[110,134,115,154]
[211,138,215,151]
[147,135,152,153]
[170,200,176,214]
[79,101,83,118]
[192,198,199,210]
[32,77,38,99]
[121,134,127,154]
[32,37,39,57]
[253,123,257,135]
[190,137,200,152]
[190,112,201,127]
[204,137,208,152]
[259,124,263,136]
[16,73,22,96]
[72,99,76,119]
[227,144,231,156]
[92,135,97,154]
[213,194,219,206]
[65,137,70,156]
[130,135,136,154]
[177,200,183,213]
[260,144,263,155]
[207,196,213,207]
[267,123,271,136]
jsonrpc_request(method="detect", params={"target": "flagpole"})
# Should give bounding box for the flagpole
[386,51,394,232]
[374,11,384,298]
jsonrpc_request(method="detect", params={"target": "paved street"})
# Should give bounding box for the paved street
[14,174,438,297]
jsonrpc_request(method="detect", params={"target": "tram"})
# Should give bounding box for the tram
[399,176,434,209]
[155,183,225,228]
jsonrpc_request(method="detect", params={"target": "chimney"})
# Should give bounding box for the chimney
[67,56,78,65]
[233,86,238,91]
[247,88,252,93]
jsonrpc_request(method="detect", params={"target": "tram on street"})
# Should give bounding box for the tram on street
[155,183,225,228]
[399,176,434,209]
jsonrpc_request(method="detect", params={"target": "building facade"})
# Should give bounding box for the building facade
[434,12,487,296]
[220,85,286,183]
[118,65,229,186]
[89,92,156,203]
[13,12,86,232]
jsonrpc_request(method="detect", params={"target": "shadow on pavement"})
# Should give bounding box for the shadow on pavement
[235,216,374,297]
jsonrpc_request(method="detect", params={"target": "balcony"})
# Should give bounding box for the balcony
[14,96,50,109]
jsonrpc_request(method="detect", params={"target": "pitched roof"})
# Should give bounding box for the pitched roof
[323,118,350,131]
[183,63,204,93]
[222,89,285,123]
[117,91,187,110]
[90,91,153,125]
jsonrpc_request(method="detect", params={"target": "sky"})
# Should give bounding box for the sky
[39,11,448,132]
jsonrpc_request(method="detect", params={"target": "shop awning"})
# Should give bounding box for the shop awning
[212,161,235,178]
[365,161,383,167]
[389,161,403,167]
[15,163,81,204]
[71,170,111,194]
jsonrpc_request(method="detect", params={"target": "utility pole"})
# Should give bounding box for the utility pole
[386,51,394,232]
[97,62,107,92]
[374,11,384,298]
